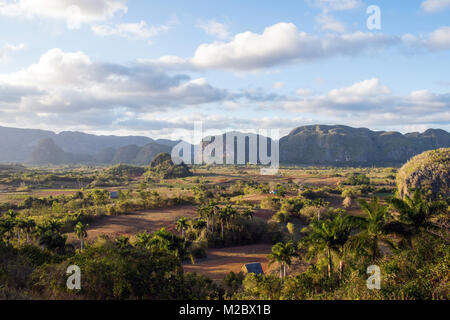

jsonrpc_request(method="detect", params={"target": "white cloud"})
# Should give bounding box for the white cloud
[111,79,450,137]
[422,0,450,13]
[273,82,285,89]
[0,43,26,62]
[296,88,313,96]
[403,27,450,51]
[0,48,228,127]
[197,19,230,39]
[92,21,170,39]
[428,27,450,50]
[307,0,362,12]
[316,13,346,33]
[327,78,391,103]
[286,78,392,113]
[144,23,398,72]
[281,78,449,129]
[0,0,127,26]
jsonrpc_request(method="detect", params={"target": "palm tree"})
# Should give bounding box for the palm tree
[241,208,255,220]
[192,218,207,231]
[23,219,36,243]
[207,200,219,234]
[268,241,296,279]
[349,197,395,262]
[197,204,208,233]
[115,236,131,250]
[74,221,88,252]
[40,219,62,233]
[303,213,356,277]
[313,198,325,221]
[191,219,207,239]
[0,218,15,244]
[5,209,17,220]
[197,200,218,234]
[150,228,189,258]
[38,229,67,254]
[217,205,237,239]
[389,189,447,244]
[175,216,189,238]
[0,210,17,243]
[135,231,152,248]
[15,218,27,242]
[216,209,228,240]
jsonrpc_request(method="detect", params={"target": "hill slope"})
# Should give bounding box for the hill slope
[396,148,450,200]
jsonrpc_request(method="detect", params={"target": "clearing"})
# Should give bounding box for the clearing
[183,244,273,281]
[83,205,197,240]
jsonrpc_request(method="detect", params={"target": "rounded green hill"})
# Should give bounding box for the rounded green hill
[396,148,450,200]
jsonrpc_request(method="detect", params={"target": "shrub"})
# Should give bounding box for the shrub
[260,197,281,211]
[343,173,370,186]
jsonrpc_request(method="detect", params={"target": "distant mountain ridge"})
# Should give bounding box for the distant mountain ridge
[29,138,172,166]
[0,126,154,163]
[280,125,450,165]
[1,124,449,166]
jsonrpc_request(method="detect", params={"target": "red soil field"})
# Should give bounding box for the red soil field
[84,205,197,240]
[183,244,273,281]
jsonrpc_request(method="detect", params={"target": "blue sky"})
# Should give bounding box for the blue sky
[0,0,449,141]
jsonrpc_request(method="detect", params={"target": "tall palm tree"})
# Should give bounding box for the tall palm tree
[207,200,219,234]
[15,218,27,242]
[197,200,218,234]
[197,204,209,234]
[303,213,356,277]
[389,189,447,244]
[190,219,207,239]
[217,205,237,239]
[0,218,15,244]
[74,221,88,252]
[175,216,189,238]
[217,209,229,240]
[349,197,395,262]
[23,219,36,243]
[268,241,296,279]
[1,210,17,243]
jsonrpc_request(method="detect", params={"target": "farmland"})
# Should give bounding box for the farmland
[0,157,448,300]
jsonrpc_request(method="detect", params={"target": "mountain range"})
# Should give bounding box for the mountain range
[0,125,448,166]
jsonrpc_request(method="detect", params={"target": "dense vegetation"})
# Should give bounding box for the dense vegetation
[0,157,448,300]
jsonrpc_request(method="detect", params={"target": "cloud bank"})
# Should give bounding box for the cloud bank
[143,23,398,71]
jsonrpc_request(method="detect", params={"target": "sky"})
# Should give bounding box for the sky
[0,0,449,141]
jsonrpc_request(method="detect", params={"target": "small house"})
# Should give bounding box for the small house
[110,191,118,199]
[241,263,264,275]
[270,189,279,195]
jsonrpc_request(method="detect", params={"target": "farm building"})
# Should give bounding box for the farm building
[110,191,118,199]
[241,263,264,275]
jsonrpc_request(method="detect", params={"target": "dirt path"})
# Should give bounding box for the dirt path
[183,244,273,281]
[84,205,197,240]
